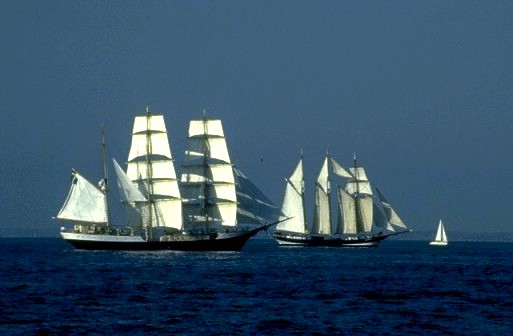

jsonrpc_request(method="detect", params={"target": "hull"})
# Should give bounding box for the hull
[61,227,265,251]
[274,230,407,248]
[429,241,448,246]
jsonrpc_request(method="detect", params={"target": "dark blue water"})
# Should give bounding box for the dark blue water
[1,237,512,335]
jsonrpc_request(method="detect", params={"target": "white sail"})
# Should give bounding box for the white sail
[347,167,373,196]
[312,156,331,234]
[112,158,146,227]
[181,117,237,229]
[126,111,182,230]
[56,170,108,224]
[113,158,146,203]
[277,157,307,233]
[376,187,408,231]
[330,157,352,178]
[338,187,357,234]
[358,196,374,233]
[435,220,448,243]
[344,164,373,233]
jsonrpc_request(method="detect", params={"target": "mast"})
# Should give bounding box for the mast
[145,107,155,239]
[312,151,332,235]
[300,150,307,232]
[346,153,374,234]
[101,126,110,227]
[202,111,210,232]
[181,115,237,231]
[126,107,183,236]
[353,153,363,234]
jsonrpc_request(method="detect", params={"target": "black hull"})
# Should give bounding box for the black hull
[63,227,264,252]
[274,231,407,247]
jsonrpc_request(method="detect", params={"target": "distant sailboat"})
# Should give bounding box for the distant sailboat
[274,152,410,247]
[429,219,448,246]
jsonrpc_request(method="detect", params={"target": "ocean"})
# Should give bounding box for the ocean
[1,237,512,335]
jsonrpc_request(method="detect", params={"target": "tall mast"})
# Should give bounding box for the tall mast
[300,150,307,232]
[101,126,110,227]
[145,106,155,239]
[326,149,332,234]
[202,110,210,232]
[353,152,362,234]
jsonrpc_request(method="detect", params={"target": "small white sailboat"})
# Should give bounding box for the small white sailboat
[429,219,448,246]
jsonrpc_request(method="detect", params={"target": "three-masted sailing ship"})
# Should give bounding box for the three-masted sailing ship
[55,109,279,251]
[274,153,410,247]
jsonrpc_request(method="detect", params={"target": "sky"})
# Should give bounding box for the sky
[1,0,512,237]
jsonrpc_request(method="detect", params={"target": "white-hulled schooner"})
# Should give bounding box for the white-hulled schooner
[56,108,280,251]
[274,153,410,247]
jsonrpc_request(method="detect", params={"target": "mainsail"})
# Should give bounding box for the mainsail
[277,156,308,234]
[311,155,354,235]
[55,170,108,225]
[180,117,237,230]
[337,187,357,234]
[434,219,447,243]
[345,165,374,233]
[311,156,332,235]
[126,110,182,230]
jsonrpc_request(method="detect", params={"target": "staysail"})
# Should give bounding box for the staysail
[55,170,108,225]
[180,117,237,230]
[234,167,279,226]
[126,109,182,230]
[375,187,407,232]
[277,156,308,234]
[112,158,147,227]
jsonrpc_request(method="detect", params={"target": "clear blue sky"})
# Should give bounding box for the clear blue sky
[1,0,512,237]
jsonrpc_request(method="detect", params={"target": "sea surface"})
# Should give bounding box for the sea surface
[1,237,512,335]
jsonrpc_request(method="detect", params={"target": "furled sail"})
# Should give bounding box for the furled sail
[277,157,308,234]
[234,167,278,226]
[126,111,182,230]
[311,156,332,235]
[181,117,237,229]
[376,187,407,231]
[55,170,108,224]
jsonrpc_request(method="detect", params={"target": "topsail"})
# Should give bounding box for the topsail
[126,110,182,230]
[180,117,237,230]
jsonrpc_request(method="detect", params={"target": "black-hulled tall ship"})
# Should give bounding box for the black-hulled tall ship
[55,108,279,251]
[273,153,410,247]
